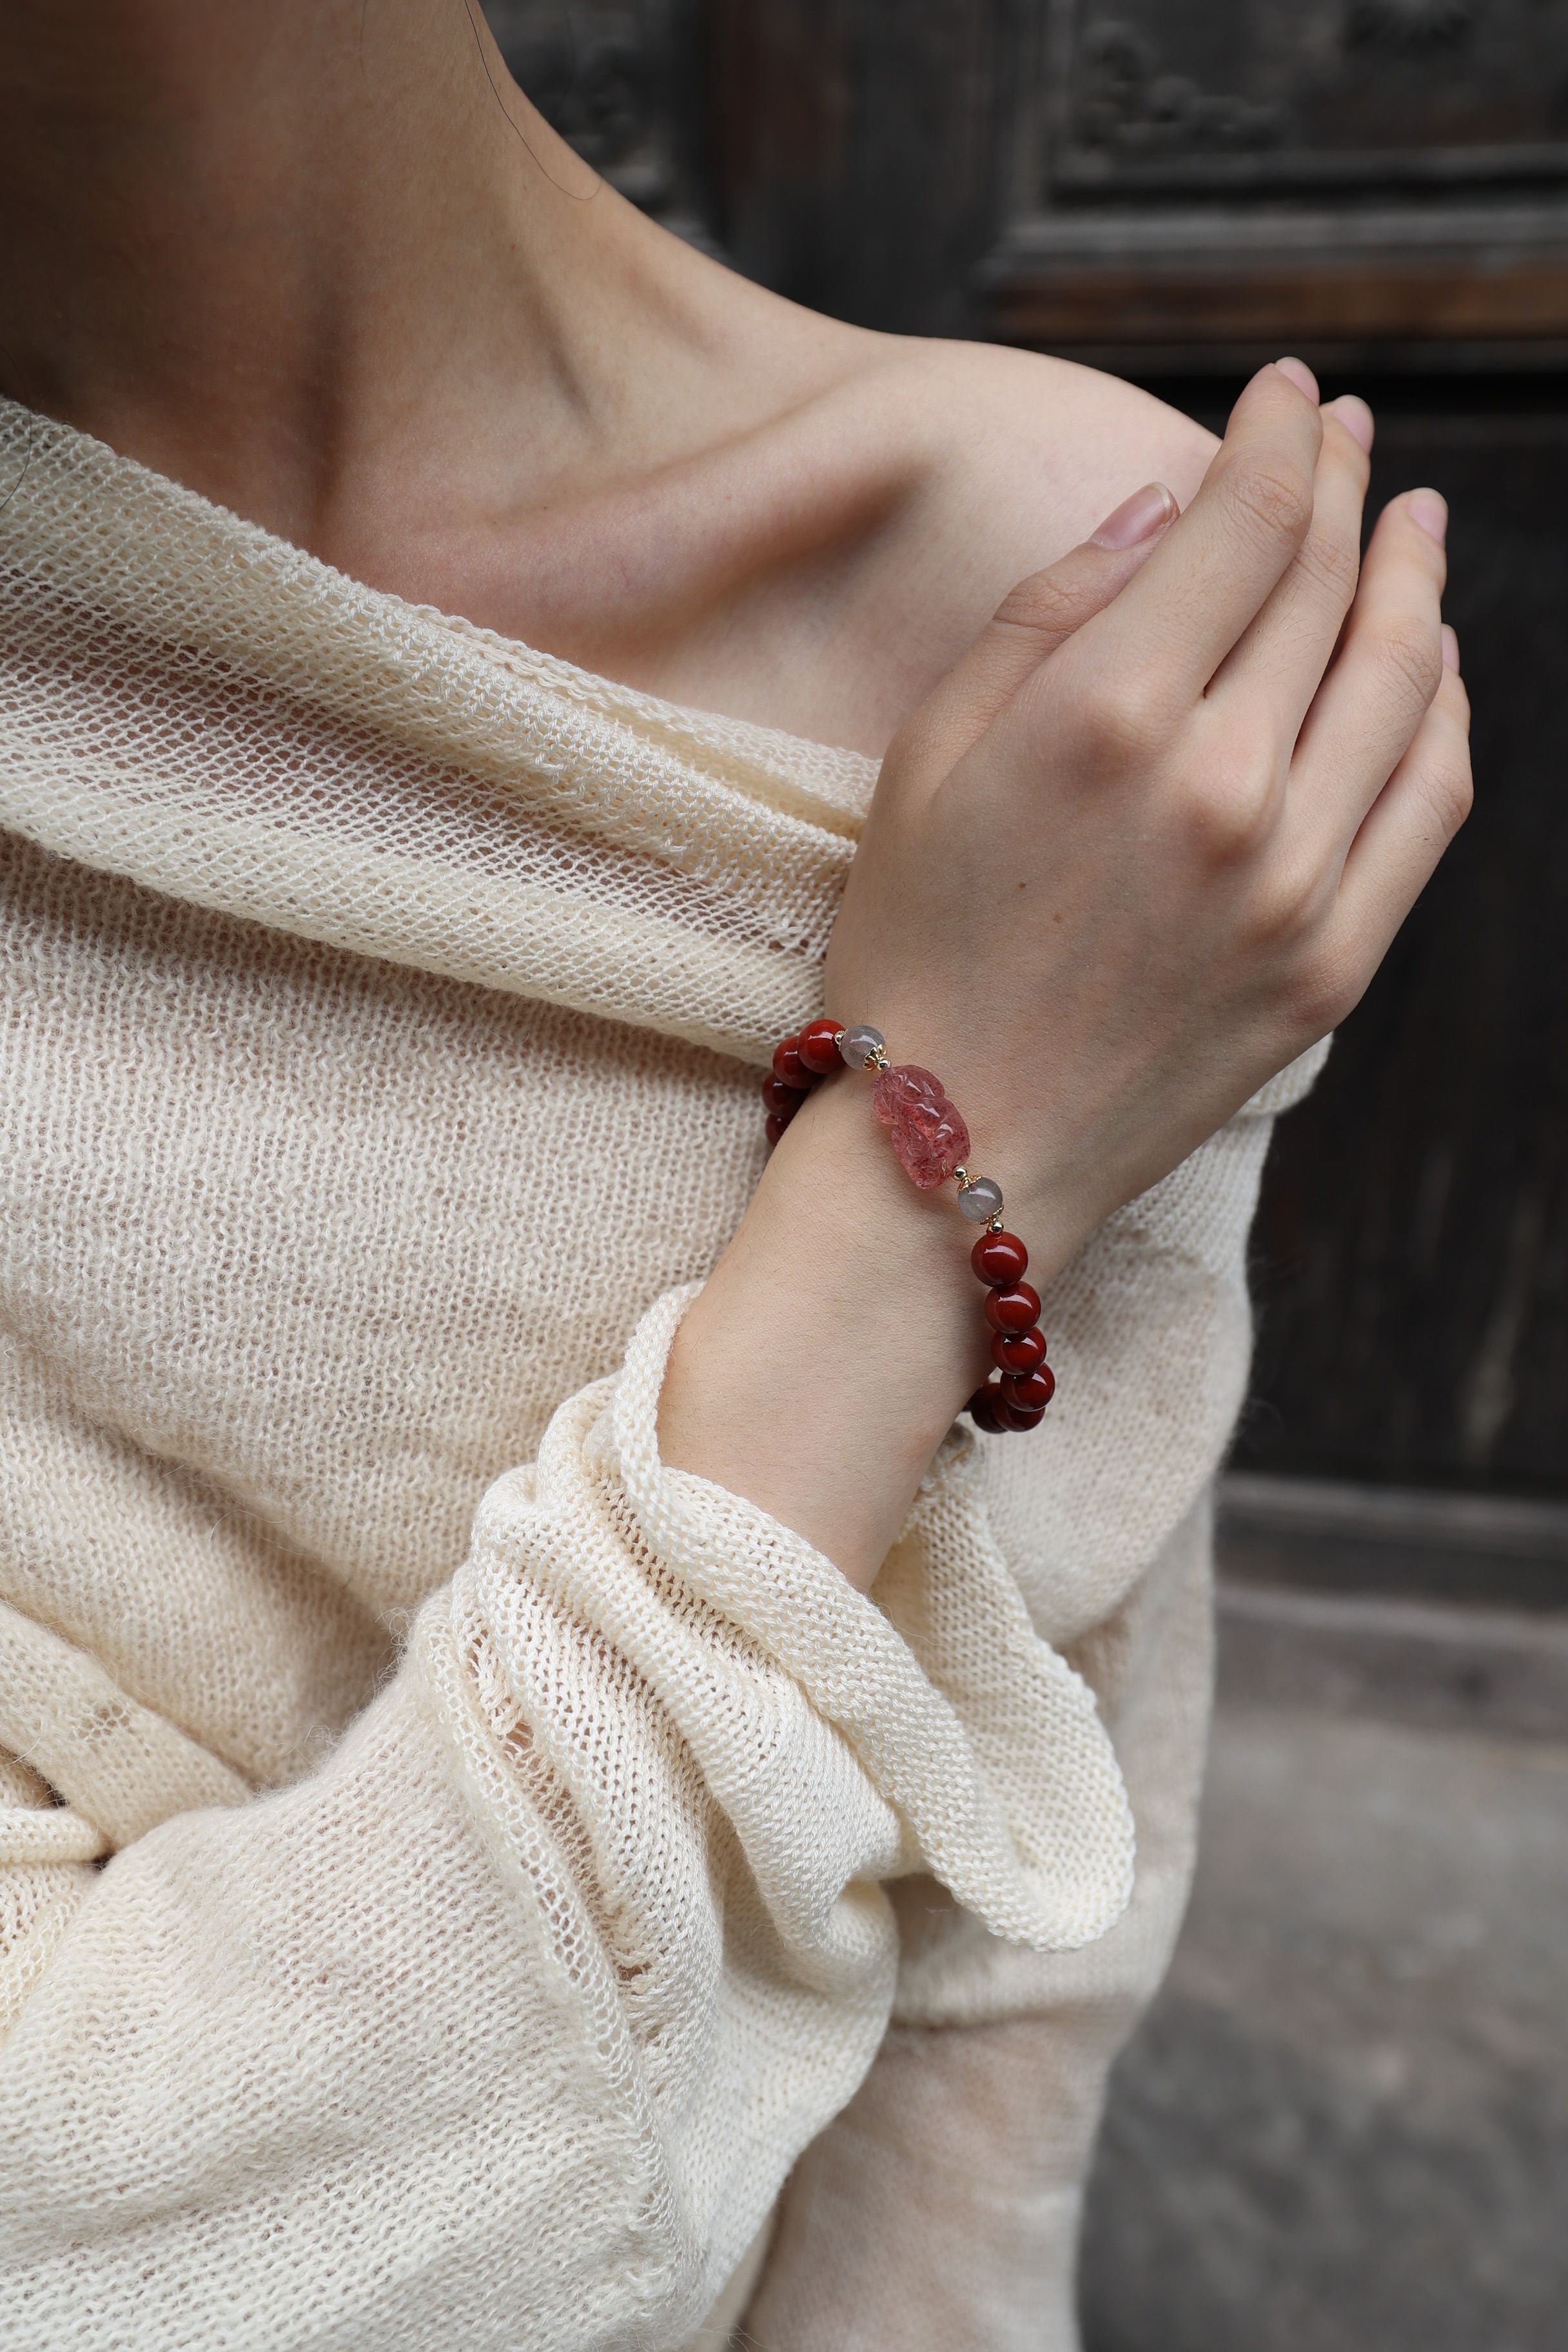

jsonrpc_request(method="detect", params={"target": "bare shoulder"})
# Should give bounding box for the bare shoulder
[469,252,1220,756]
[772,333,1219,752]
[859,338,1217,648]
[893,339,1217,577]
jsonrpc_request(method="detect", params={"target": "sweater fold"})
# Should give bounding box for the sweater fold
[0,393,1316,2347]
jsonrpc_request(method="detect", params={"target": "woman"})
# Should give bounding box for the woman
[0,3,1469,2346]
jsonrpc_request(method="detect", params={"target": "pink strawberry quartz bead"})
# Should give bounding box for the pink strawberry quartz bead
[871,1064,971,1190]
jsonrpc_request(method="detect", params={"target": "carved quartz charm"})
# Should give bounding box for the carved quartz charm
[871,1064,971,1188]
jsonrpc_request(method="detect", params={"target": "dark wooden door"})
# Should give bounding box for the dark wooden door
[1226,384,1568,1496]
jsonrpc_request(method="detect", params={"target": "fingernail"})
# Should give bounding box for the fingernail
[1275,355,1320,401]
[1090,482,1176,550]
[1326,394,1375,455]
[1442,623,1460,672]
[1409,489,1448,545]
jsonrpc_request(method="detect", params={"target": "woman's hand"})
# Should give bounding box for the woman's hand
[662,361,1470,1588]
[826,357,1471,1255]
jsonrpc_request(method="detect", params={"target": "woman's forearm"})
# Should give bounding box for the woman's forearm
[659,1072,1083,1592]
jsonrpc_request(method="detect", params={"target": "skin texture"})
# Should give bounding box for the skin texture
[0,1,1215,753]
[0,2,1468,1588]
[0,11,1471,2345]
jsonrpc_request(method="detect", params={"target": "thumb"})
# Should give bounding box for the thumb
[894,482,1177,783]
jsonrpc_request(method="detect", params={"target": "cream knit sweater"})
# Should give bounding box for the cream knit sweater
[0,397,1322,2351]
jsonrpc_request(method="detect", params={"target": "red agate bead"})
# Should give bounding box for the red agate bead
[764,1113,791,1147]
[761,1073,808,1119]
[966,1384,1004,1434]
[992,1325,1046,1375]
[1001,1365,1055,1413]
[971,1230,1028,1287]
[994,1393,1047,1432]
[797,1018,846,1075]
[772,1035,810,1090]
[984,1282,1041,1335]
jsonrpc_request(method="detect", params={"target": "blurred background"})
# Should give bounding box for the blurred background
[485,6,1568,2344]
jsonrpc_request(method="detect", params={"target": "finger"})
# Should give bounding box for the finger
[1273,355,1321,402]
[1207,396,1373,747]
[954,484,1177,718]
[1062,361,1324,716]
[1319,653,1471,997]
[1289,487,1449,855]
[892,482,1176,781]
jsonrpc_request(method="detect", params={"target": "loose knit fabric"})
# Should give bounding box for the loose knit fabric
[0,397,1325,2350]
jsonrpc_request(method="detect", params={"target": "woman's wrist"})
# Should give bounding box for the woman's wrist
[658,1066,1084,1591]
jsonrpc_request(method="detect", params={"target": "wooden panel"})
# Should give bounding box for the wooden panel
[484,0,1019,329]
[982,2,1568,368]
[701,0,1015,331]
[987,255,1568,351]
[1047,0,1568,195]
[1235,392,1568,1496]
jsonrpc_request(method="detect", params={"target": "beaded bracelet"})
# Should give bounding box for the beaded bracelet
[762,1017,1056,1435]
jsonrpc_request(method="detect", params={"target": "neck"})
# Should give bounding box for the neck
[0,0,694,554]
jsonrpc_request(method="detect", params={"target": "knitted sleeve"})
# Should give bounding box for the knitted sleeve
[739,1061,1329,2352]
[0,1287,1133,2352]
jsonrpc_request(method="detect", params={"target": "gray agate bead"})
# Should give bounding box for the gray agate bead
[957,1175,1004,1222]
[839,1024,886,1069]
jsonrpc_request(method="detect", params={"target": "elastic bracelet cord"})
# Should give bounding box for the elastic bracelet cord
[762,1018,1056,1435]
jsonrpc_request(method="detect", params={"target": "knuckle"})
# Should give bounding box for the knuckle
[1185,776,1272,864]
[1250,859,1322,948]
[1372,615,1444,710]
[1297,524,1360,609]
[1073,672,1175,767]
[1286,945,1362,1038]
[1182,736,1278,863]
[1228,456,1313,550]
[1425,743,1475,836]
[991,567,1081,645]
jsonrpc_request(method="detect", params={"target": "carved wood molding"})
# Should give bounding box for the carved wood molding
[983,253,1568,358]
[976,0,1568,359]
[475,1,1568,358]
[1343,0,1477,56]
[1071,21,1284,163]
[1046,0,1568,194]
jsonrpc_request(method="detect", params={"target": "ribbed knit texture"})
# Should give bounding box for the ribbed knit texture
[0,397,1325,2349]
